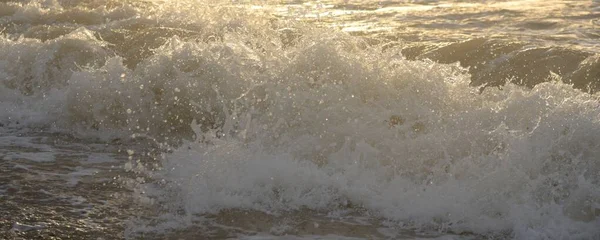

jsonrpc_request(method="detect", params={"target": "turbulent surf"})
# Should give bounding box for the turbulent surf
[1,0,599,239]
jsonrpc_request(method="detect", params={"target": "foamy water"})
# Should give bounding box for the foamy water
[1,0,599,239]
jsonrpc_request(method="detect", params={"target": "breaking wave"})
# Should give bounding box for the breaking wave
[1,0,599,239]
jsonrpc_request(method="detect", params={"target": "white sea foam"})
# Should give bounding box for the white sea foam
[1,0,599,239]
[137,31,599,238]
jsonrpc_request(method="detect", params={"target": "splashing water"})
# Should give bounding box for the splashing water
[1,0,599,239]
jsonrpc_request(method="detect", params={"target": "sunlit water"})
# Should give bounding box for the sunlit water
[1,0,600,239]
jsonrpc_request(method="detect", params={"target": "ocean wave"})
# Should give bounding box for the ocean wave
[1,1,599,239]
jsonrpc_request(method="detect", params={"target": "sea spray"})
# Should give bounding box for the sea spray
[1,1,599,239]
[132,31,600,238]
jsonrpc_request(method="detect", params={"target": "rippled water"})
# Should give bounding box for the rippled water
[1,0,600,239]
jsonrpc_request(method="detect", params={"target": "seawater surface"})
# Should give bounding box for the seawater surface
[1,0,600,239]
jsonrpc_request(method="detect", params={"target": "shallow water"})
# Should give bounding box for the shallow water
[1,0,600,239]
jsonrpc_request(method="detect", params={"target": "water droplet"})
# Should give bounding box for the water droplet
[124,162,133,171]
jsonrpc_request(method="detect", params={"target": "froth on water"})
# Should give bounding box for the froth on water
[0,0,599,239]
